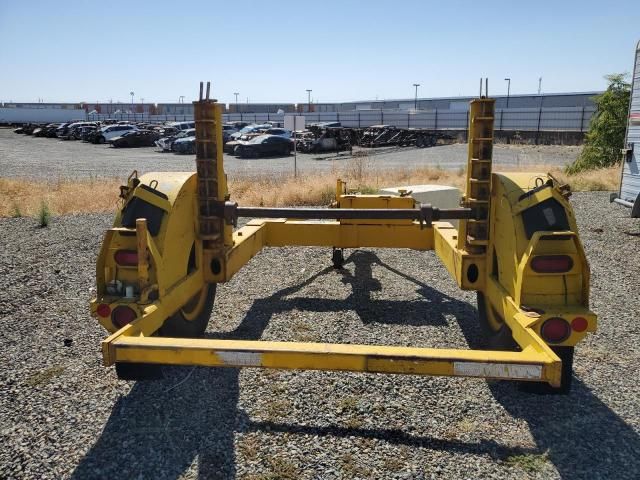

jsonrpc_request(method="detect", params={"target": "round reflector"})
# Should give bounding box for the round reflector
[111,306,137,328]
[571,317,588,332]
[541,317,571,343]
[96,303,111,317]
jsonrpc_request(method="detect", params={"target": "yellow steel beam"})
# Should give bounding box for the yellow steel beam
[434,222,485,290]
[107,335,560,385]
[101,268,204,361]
[264,220,434,250]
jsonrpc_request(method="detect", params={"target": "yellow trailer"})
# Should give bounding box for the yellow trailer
[91,82,596,394]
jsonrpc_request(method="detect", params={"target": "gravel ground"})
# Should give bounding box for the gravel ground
[0,128,580,180]
[0,192,639,479]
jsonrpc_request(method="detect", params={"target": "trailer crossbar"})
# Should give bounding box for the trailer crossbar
[105,335,560,384]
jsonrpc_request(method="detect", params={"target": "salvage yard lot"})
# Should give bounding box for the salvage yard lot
[0,129,639,479]
[0,127,581,180]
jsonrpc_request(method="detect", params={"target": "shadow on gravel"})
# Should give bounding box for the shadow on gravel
[487,379,640,479]
[72,250,640,479]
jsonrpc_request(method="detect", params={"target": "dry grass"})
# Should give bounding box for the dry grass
[0,164,620,218]
[0,177,121,217]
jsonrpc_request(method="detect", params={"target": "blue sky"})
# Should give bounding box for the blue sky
[0,0,638,104]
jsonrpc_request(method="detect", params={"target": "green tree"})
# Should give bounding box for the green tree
[566,73,631,173]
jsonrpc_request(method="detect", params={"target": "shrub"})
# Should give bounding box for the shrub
[566,73,631,173]
[37,201,51,227]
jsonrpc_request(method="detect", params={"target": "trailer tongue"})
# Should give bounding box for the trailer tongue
[91,81,596,394]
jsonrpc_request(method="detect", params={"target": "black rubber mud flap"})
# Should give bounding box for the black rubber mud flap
[115,362,164,381]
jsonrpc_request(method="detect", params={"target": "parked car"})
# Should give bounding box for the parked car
[235,134,293,158]
[75,125,97,140]
[94,124,138,144]
[223,131,264,153]
[229,124,271,140]
[155,128,195,152]
[167,121,196,131]
[61,122,95,140]
[172,132,197,154]
[111,130,160,148]
[264,128,292,139]
[19,123,41,135]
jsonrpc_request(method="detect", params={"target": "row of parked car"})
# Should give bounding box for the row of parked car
[13,119,352,157]
[13,120,192,149]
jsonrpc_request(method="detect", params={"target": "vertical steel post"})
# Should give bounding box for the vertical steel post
[194,82,231,249]
[458,95,495,253]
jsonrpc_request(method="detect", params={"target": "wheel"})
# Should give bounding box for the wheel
[476,292,516,350]
[159,283,216,337]
[97,135,106,144]
[416,136,425,148]
[518,346,574,394]
[332,248,345,269]
[115,362,163,380]
[477,292,574,394]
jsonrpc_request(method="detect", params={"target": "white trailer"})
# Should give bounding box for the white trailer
[0,107,86,124]
[613,40,640,216]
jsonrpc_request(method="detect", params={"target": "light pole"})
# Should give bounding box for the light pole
[504,78,511,108]
[179,96,185,104]
[306,89,312,112]
[234,92,239,112]
[538,77,542,95]
[413,83,420,110]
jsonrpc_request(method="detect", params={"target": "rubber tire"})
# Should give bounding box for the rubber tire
[158,284,216,338]
[476,292,516,350]
[332,248,345,269]
[478,292,574,394]
[97,135,105,144]
[115,362,163,380]
[416,136,425,148]
[518,346,574,395]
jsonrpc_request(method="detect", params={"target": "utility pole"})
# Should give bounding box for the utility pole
[504,78,511,108]
[306,89,312,112]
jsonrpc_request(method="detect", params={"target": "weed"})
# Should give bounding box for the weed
[505,451,549,473]
[340,453,372,477]
[11,204,22,218]
[26,365,65,386]
[266,457,299,479]
[337,395,359,413]
[37,200,51,227]
[263,398,292,421]
[383,455,405,472]
[236,434,260,461]
[344,416,364,429]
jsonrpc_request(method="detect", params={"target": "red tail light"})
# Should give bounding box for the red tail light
[112,306,137,328]
[114,249,138,266]
[97,303,111,317]
[531,255,573,273]
[541,317,571,343]
[571,317,588,332]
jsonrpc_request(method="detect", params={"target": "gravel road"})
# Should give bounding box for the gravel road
[0,192,638,479]
[0,128,580,180]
